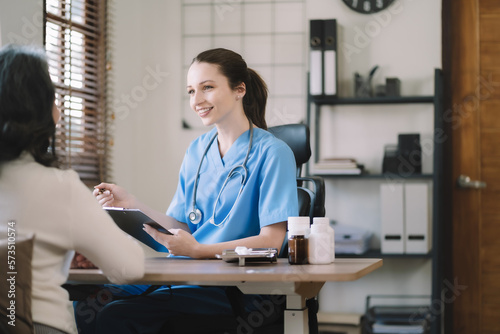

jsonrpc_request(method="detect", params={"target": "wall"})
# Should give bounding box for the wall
[110,0,186,212]
[0,0,43,46]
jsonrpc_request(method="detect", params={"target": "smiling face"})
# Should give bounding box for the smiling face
[186,61,245,127]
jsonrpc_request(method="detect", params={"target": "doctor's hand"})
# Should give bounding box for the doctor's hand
[93,182,136,208]
[143,225,200,258]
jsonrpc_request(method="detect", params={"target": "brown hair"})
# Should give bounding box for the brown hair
[192,48,268,130]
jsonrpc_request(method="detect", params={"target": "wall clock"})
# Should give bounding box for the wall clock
[342,0,395,14]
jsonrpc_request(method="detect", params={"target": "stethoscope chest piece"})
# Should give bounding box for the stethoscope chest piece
[189,208,202,224]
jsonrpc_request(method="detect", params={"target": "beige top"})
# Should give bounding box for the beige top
[0,153,145,334]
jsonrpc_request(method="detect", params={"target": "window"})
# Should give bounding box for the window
[45,0,110,187]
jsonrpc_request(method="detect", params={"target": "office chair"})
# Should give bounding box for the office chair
[268,123,325,225]
[163,124,325,334]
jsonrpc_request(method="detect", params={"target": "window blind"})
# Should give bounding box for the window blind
[45,0,110,187]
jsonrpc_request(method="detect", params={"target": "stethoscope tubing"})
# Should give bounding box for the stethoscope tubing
[189,121,254,226]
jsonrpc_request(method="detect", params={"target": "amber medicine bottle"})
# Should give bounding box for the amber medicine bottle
[287,217,310,265]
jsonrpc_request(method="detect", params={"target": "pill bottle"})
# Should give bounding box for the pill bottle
[287,216,310,265]
[311,217,335,263]
[308,222,332,264]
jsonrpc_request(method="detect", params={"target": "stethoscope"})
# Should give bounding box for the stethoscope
[188,122,254,227]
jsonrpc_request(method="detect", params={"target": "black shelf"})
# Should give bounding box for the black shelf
[307,69,444,334]
[312,173,433,180]
[336,249,433,259]
[310,95,435,106]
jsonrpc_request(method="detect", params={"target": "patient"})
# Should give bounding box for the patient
[0,44,145,334]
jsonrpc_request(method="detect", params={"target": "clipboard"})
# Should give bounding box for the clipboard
[104,207,169,252]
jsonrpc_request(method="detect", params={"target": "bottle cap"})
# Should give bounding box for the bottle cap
[312,217,330,225]
[288,216,310,228]
[288,216,310,236]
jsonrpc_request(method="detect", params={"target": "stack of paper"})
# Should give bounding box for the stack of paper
[333,224,372,254]
[312,158,365,175]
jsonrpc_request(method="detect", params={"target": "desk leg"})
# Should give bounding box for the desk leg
[284,295,309,334]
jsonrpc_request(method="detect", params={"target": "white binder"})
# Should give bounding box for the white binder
[309,50,323,96]
[323,19,337,96]
[404,183,432,254]
[324,50,336,95]
[380,183,405,254]
[309,19,324,96]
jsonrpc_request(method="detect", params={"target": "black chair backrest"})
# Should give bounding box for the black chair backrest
[268,123,325,218]
[267,123,311,178]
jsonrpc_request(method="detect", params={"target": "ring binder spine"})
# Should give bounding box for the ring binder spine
[323,19,338,97]
[309,19,324,96]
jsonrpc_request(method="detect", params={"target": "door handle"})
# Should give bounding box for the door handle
[457,174,487,189]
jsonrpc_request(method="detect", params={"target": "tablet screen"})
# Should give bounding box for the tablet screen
[104,207,169,253]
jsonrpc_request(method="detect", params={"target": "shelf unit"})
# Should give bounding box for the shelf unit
[311,173,434,179]
[336,249,433,259]
[306,69,444,334]
[311,95,435,105]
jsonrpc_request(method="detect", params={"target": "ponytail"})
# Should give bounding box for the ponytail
[243,68,268,130]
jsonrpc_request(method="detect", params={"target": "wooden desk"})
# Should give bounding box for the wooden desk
[68,258,382,334]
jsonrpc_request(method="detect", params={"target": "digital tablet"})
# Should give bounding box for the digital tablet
[104,207,170,252]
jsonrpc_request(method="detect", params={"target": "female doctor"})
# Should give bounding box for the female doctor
[82,48,299,333]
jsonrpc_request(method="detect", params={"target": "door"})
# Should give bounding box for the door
[444,0,500,333]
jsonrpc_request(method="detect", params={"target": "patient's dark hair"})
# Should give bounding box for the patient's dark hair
[193,48,268,130]
[0,44,57,167]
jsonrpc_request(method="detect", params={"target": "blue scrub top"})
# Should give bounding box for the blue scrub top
[167,127,299,245]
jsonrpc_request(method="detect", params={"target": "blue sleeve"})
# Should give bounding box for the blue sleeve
[166,151,188,224]
[258,142,299,227]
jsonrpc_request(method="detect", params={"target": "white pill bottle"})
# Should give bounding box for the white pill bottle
[308,217,335,264]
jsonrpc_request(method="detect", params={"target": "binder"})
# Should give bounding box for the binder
[404,183,432,254]
[380,183,405,254]
[309,19,324,96]
[323,19,338,96]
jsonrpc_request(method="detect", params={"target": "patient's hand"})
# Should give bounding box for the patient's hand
[93,182,136,208]
[71,252,98,269]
